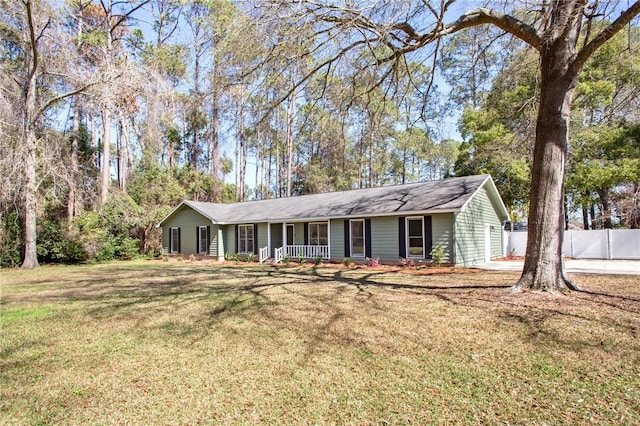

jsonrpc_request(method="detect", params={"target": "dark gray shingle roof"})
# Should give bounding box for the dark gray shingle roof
[166,174,505,225]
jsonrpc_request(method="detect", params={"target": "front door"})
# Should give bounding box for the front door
[286,224,295,246]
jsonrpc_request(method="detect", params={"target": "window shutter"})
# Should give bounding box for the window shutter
[235,225,238,254]
[178,228,181,253]
[207,226,211,255]
[253,223,258,255]
[398,217,406,258]
[197,227,199,253]
[365,218,372,258]
[343,220,350,257]
[303,222,309,245]
[424,216,433,259]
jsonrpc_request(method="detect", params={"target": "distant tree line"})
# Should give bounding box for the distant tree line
[1,0,638,269]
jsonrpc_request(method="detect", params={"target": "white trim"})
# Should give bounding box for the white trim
[267,223,272,258]
[282,222,287,250]
[328,220,331,258]
[156,201,219,228]
[237,224,254,254]
[286,223,295,246]
[308,221,329,246]
[459,175,509,221]
[170,227,180,253]
[484,224,492,263]
[198,225,209,254]
[219,209,461,225]
[406,216,425,258]
[349,219,366,257]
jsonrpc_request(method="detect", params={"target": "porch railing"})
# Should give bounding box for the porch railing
[274,247,283,264]
[285,245,330,260]
[259,246,269,264]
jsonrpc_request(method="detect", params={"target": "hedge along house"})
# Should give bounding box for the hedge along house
[157,174,509,266]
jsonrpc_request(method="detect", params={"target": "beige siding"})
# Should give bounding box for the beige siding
[294,223,305,245]
[222,223,265,256]
[162,226,169,253]
[257,223,269,253]
[454,187,504,266]
[209,225,219,257]
[330,219,345,259]
[370,217,398,261]
[327,214,455,263]
[224,225,236,256]
[161,207,213,255]
[432,214,454,263]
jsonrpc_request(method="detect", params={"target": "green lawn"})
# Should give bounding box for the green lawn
[1,260,639,424]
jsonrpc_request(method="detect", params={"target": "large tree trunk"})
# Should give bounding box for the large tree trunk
[21,0,40,269]
[22,120,40,269]
[514,40,581,292]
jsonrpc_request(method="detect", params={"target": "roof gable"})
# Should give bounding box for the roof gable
[158,175,506,226]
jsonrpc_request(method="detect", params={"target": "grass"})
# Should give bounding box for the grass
[1,260,639,425]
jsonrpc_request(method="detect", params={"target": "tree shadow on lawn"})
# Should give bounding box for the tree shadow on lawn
[260,267,640,353]
[5,263,639,355]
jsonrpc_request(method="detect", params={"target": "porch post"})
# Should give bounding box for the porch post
[267,222,271,258]
[327,220,331,260]
[282,222,287,254]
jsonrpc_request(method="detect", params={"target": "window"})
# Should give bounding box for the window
[309,222,328,245]
[198,226,209,254]
[406,217,424,257]
[238,224,254,254]
[350,219,365,257]
[170,227,180,253]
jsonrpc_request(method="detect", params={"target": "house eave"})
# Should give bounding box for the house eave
[459,175,510,221]
[218,208,462,225]
[156,200,221,228]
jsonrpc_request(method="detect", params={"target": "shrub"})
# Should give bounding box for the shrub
[0,211,23,267]
[297,253,306,264]
[37,219,88,264]
[282,254,291,265]
[366,257,379,267]
[401,258,415,267]
[430,245,446,267]
[312,255,322,265]
[117,237,140,260]
[342,257,350,267]
[95,235,118,262]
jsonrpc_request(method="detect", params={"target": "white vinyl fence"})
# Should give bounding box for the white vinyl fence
[506,229,640,260]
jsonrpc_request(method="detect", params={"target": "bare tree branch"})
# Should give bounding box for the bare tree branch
[572,0,640,73]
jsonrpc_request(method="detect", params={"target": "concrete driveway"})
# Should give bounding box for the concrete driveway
[474,259,640,275]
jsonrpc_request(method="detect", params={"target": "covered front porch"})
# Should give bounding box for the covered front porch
[258,221,331,264]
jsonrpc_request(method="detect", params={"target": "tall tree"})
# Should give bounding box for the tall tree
[3,0,104,268]
[260,0,640,292]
